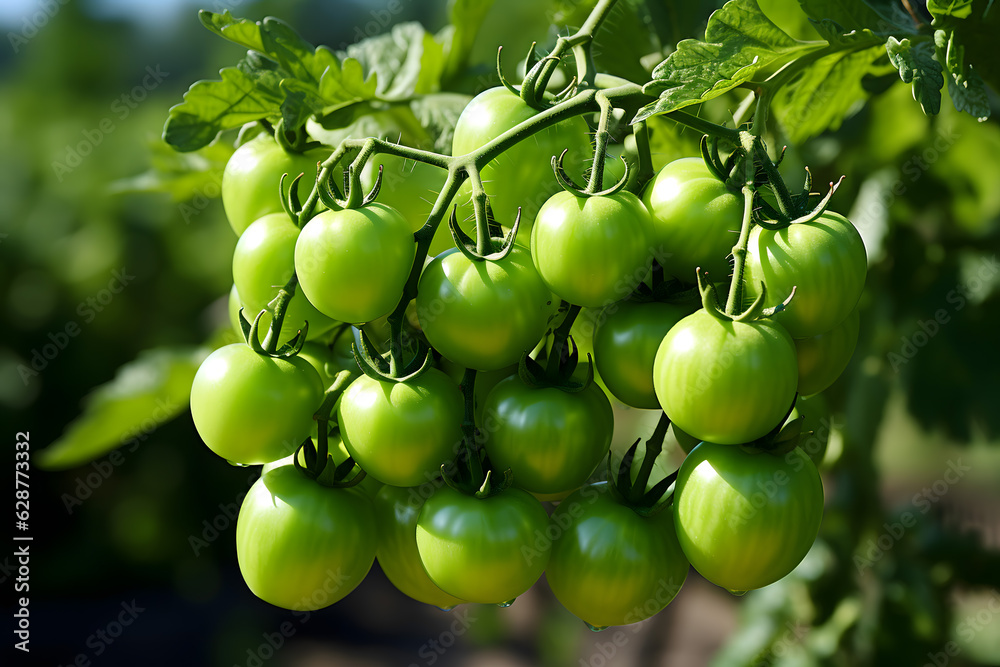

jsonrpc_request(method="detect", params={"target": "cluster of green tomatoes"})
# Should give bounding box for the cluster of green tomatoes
[188,84,867,629]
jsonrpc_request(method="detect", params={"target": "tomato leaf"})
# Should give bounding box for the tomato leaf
[341,22,447,100]
[886,37,943,116]
[635,0,820,123]
[163,11,377,152]
[935,29,991,121]
[36,347,209,470]
[772,29,891,143]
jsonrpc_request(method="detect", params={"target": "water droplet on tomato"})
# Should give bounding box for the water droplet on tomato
[586,623,609,632]
[497,599,515,608]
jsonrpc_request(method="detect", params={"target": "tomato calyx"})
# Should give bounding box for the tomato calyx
[497,44,577,111]
[316,164,383,212]
[238,275,309,359]
[351,326,432,384]
[447,203,520,262]
[551,147,629,198]
[694,267,796,325]
[609,413,678,517]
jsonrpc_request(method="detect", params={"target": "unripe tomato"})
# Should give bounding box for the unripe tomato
[374,485,465,609]
[744,211,867,337]
[416,485,550,604]
[482,375,614,497]
[641,158,742,283]
[222,135,328,236]
[673,443,824,593]
[547,482,689,628]
[794,308,860,396]
[531,190,654,308]
[338,368,465,488]
[232,213,336,342]
[236,464,376,610]
[190,344,323,465]
[653,310,798,444]
[416,245,557,371]
[593,300,692,409]
[295,203,416,324]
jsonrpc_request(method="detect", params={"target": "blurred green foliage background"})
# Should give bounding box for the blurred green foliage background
[2,0,1000,665]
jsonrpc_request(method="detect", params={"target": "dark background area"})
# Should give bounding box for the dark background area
[2,0,1000,665]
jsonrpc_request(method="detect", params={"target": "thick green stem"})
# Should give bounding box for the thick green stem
[725,131,759,316]
[313,369,356,466]
[545,304,582,379]
[467,165,492,255]
[587,95,614,193]
[261,274,298,354]
[629,412,671,503]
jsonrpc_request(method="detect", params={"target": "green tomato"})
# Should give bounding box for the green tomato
[744,211,867,337]
[794,308,859,396]
[232,213,337,342]
[451,87,591,235]
[374,485,465,609]
[673,442,824,593]
[531,190,654,308]
[295,203,416,324]
[222,135,328,236]
[653,309,798,444]
[190,344,323,464]
[236,464,376,610]
[338,368,464,487]
[416,245,557,371]
[641,157,743,283]
[593,300,692,409]
[481,375,613,497]
[415,485,550,604]
[546,482,689,628]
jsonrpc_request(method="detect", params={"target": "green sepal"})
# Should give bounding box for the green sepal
[496,46,521,98]
[241,307,308,359]
[552,149,630,198]
[448,204,521,262]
